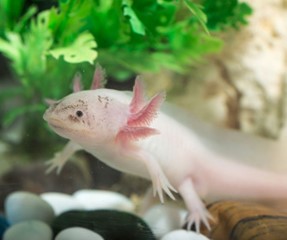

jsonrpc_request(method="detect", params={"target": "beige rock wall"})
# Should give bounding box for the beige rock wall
[146,0,287,139]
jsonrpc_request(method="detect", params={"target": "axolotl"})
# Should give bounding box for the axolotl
[43,65,287,232]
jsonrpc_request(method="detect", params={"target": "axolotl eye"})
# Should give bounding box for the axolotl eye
[76,110,84,117]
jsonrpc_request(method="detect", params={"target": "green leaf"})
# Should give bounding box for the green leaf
[201,0,252,30]
[131,0,176,38]
[0,10,54,81]
[23,10,53,77]
[122,0,146,35]
[0,32,22,60]
[232,2,253,26]
[14,6,38,33]
[48,0,88,44]
[1,0,25,22]
[183,0,209,33]
[0,0,26,33]
[49,32,98,64]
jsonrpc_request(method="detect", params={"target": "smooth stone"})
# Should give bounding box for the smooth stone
[161,230,210,240]
[3,220,53,240]
[73,189,134,212]
[55,227,104,240]
[41,192,85,215]
[5,191,55,225]
[143,204,187,239]
[0,215,9,239]
[0,162,90,209]
[52,210,156,240]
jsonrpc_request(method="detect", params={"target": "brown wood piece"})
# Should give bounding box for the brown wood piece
[201,201,287,240]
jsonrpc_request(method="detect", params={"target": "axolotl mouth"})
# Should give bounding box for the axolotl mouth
[43,110,87,140]
[43,111,65,131]
[43,116,70,139]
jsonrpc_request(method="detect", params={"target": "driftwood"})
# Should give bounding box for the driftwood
[201,201,287,240]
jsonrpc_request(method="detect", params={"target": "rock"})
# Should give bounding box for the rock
[161,229,210,240]
[41,192,85,215]
[0,162,91,212]
[0,215,9,239]
[73,189,134,212]
[55,227,104,240]
[52,210,156,240]
[3,220,52,240]
[143,204,187,239]
[5,191,55,225]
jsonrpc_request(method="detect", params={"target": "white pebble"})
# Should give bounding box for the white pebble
[5,191,55,225]
[161,230,210,240]
[41,192,85,215]
[143,204,187,239]
[55,227,104,240]
[73,189,134,212]
[3,220,52,240]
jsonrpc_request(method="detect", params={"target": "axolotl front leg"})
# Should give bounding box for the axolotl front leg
[124,147,178,202]
[46,141,83,174]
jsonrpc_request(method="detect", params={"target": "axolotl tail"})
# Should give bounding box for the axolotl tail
[162,102,287,173]
[202,154,287,204]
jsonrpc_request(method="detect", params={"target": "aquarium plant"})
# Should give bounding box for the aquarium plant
[0,0,252,155]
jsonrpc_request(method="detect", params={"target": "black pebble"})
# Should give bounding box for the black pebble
[52,210,156,240]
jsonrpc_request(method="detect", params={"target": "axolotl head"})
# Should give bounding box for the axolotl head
[43,64,165,146]
[43,89,129,145]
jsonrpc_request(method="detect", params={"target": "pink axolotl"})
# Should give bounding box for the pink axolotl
[43,65,287,232]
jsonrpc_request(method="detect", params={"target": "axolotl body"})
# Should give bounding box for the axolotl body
[43,66,287,232]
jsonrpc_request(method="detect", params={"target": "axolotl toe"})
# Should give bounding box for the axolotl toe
[43,65,287,232]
